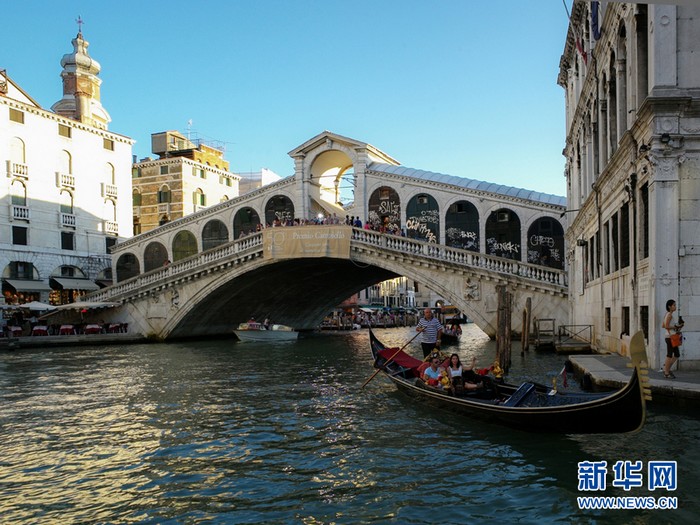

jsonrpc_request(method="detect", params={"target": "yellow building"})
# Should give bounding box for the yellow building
[132,131,240,233]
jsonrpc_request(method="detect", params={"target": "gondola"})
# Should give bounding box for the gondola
[368,329,650,434]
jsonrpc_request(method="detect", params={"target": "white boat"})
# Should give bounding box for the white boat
[233,322,299,342]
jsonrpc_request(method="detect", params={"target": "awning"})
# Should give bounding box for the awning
[50,278,100,291]
[4,279,50,292]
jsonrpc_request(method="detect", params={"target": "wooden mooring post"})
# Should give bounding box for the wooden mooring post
[496,285,512,373]
[521,297,531,355]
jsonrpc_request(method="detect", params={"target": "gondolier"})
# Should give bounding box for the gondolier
[416,307,443,357]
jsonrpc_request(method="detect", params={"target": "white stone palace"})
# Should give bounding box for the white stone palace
[0,30,133,305]
[560,1,700,369]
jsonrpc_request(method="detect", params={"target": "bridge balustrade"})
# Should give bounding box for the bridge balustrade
[92,226,565,305]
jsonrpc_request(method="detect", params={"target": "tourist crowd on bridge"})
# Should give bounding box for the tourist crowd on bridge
[237,213,406,237]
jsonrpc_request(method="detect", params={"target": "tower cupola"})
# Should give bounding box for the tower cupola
[51,25,111,129]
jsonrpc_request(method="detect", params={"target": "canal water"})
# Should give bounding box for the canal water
[1,325,698,524]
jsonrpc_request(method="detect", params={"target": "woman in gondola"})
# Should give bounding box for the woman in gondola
[446,354,482,392]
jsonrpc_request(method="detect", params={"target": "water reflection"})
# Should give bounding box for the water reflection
[0,327,698,523]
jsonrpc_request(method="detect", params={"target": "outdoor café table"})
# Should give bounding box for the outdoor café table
[7,326,22,336]
[84,324,103,334]
[59,324,75,335]
[31,325,49,336]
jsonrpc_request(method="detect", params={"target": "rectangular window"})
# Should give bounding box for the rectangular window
[622,306,630,336]
[132,167,141,178]
[160,165,169,175]
[605,307,611,332]
[157,190,171,203]
[611,212,619,272]
[12,226,27,245]
[61,231,74,250]
[620,203,630,268]
[603,222,610,275]
[9,108,24,123]
[640,306,649,340]
[103,138,114,151]
[640,183,649,259]
[106,237,117,254]
[60,266,76,277]
[58,123,72,138]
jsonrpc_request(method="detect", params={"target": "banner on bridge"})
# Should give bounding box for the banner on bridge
[263,226,351,260]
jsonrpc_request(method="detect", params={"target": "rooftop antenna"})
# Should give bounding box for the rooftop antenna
[76,15,84,36]
[187,119,193,141]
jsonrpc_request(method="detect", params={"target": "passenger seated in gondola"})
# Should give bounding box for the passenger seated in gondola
[447,354,483,392]
[422,356,448,388]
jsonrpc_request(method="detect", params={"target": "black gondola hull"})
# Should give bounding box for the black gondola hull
[369,329,647,434]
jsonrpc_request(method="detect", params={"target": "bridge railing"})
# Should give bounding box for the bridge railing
[91,226,565,304]
[89,233,265,303]
[350,228,567,287]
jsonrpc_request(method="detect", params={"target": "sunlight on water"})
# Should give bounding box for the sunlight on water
[0,325,698,523]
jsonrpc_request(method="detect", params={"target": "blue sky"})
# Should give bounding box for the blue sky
[3,1,571,196]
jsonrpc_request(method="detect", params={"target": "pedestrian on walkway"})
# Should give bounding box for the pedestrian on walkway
[416,307,443,358]
[662,299,684,379]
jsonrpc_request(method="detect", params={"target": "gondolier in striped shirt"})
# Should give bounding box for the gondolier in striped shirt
[416,307,443,358]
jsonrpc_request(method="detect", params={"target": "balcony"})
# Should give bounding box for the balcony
[10,204,30,221]
[104,221,118,235]
[6,160,28,179]
[102,183,118,198]
[158,203,171,214]
[60,212,76,228]
[56,172,75,188]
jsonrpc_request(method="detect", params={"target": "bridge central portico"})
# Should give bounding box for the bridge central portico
[97,131,568,340]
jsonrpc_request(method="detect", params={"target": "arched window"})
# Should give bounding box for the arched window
[405,194,439,243]
[104,199,117,222]
[234,207,261,238]
[264,196,294,226]
[106,163,115,185]
[60,150,72,174]
[202,220,229,251]
[527,218,565,269]
[172,231,198,261]
[368,186,400,231]
[116,253,140,282]
[11,180,27,206]
[485,208,521,261]
[59,189,73,214]
[193,188,206,207]
[144,242,168,272]
[132,189,142,207]
[9,137,25,163]
[445,200,479,252]
[158,185,171,203]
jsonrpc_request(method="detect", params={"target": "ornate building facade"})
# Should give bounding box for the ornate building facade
[560,2,700,369]
[0,31,133,305]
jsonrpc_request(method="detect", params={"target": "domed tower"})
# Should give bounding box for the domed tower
[51,25,111,130]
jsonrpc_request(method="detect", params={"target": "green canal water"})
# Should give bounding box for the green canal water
[1,325,698,524]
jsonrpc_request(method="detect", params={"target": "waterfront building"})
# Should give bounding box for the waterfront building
[0,30,133,305]
[132,131,241,234]
[560,2,700,369]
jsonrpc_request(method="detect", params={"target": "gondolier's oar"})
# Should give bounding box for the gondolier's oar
[361,331,422,389]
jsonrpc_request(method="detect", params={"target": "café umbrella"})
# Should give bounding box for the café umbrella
[19,301,57,311]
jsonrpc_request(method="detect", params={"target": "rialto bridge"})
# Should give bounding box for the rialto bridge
[90,131,570,340]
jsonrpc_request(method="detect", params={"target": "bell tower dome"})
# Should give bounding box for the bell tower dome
[51,22,111,130]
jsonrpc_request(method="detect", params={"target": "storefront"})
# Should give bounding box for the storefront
[2,279,50,305]
[49,278,100,305]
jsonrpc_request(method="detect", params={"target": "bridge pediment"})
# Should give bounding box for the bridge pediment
[287,130,400,166]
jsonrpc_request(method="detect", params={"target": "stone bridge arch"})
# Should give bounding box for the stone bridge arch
[96,227,567,341]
